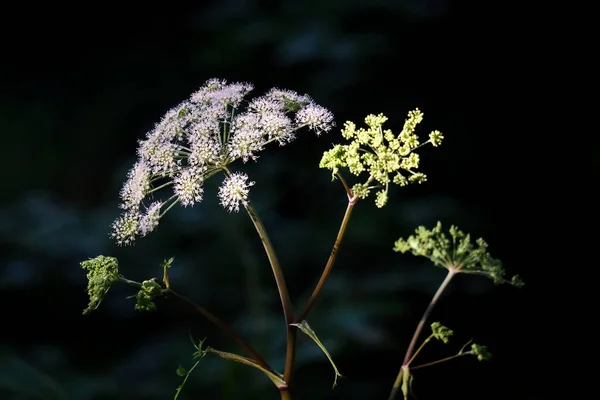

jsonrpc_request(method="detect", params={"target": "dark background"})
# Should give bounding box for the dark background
[1,1,548,399]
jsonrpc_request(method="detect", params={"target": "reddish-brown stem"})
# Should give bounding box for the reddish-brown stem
[388,268,456,400]
[169,289,274,374]
[402,269,455,366]
[295,200,356,323]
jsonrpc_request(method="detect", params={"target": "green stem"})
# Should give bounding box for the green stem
[243,201,294,322]
[169,289,274,374]
[243,201,296,388]
[388,268,456,400]
[295,199,356,323]
[405,336,432,367]
[402,269,455,366]
[117,276,273,374]
[410,352,471,371]
[388,365,409,400]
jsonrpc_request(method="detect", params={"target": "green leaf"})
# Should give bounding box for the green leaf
[174,360,200,400]
[174,339,207,400]
[163,257,175,269]
[292,320,343,388]
[400,367,414,400]
[204,348,287,389]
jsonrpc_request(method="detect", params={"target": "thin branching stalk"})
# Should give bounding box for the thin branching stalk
[388,268,456,400]
[169,289,274,373]
[242,201,297,394]
[295,199,356,323]
[410,352,471,371]
[243,202,294,322]
[118,277,273,374]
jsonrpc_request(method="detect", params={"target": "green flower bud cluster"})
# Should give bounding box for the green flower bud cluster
[80,256,119,315]
[320,109,443,207]
[430,322,453,344]
[470,343,492,361]
[135,279,164,311]
[394,221,524,286]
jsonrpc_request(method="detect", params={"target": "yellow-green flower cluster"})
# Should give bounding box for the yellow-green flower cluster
[319,109,443,207]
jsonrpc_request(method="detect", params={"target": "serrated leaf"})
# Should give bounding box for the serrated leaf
[292,320,343,388]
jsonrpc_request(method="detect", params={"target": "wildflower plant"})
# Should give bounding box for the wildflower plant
[80,78,522,400]
[388,223,523,400]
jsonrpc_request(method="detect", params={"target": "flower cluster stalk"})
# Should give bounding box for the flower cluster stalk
[387,269,455,400]
[243,179,358,398]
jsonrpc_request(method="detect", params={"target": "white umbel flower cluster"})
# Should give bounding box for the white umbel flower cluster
[218,172,255,213]
[111,78,335,245]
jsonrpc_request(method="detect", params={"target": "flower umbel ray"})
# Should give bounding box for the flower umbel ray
[110,79,335,245]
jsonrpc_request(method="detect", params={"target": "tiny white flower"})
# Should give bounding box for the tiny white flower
[151,101,192,142]
[119,161,151,210]
[138,135,181,176]
[228,114,266,162]
[139,201,162,236]
[265,88,311,109]
[189,130,223,168]
[295,103,335,135]
[111,211,140,246]
[258,112,294,144]
[174,168,205,206]
[218,172,255,212]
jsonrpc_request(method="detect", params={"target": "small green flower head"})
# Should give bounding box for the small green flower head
[470,343,492,361]
[319,109,443,207]
[135,279,164,311]
[81,256,119,315]
[393,222,523,286]
[430,322,454,344]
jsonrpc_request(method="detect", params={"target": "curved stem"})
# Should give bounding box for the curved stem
[242,201,296,388]
[335,171,353,199]
[118,276,273,373]
[295,200,355,323]
[243,202,294,322]
[402,269,455,366]
[388,269,456,400]
[169,289,274,374]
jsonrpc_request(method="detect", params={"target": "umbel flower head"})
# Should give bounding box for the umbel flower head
[80,255,119,315]
[320,110,443,207]
[112,78,335,245]
[393,221,524,287]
